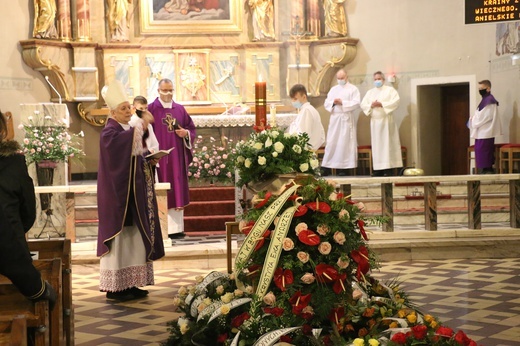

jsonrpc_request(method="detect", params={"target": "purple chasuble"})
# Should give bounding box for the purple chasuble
[96,118,165,260]
[148,98,196,209]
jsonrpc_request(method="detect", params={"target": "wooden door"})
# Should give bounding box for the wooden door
[441,85,470,175]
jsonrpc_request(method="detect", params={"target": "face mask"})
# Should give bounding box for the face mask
[337,79,347,86]
[159,91,173,96]
[479,89,488,96]
[374,80,383,88]
[292,101,303,109]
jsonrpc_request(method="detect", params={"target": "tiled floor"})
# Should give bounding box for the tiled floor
[71,257,520,345]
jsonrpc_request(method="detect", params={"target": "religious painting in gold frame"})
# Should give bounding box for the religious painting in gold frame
[140,0,242,34]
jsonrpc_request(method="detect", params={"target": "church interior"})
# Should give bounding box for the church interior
[1,0,520,345]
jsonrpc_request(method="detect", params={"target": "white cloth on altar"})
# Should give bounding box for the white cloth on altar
[287,102,325,150]
[360,85,403,170]
[322,83,361,169]
[99,225,154,292]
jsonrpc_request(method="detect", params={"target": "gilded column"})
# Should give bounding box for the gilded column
[305,0,320,38]
[76,0,91,42]
[57,0,72,42]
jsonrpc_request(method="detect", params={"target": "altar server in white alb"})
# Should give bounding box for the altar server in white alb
[321,69,361,176]
[360,71,403,176]
[287,84,325,150]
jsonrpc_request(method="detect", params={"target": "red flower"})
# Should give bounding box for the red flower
[273,268,294,291]
[302,324,313,335]
[305,201,331,213]
[345,198,356,205]
[436,326,454,338]
[390,332,408,344]
[289,291,311,314]
[411,324,428,340]
[280,335,292,343]
[217,333,228,343]
[247,264,262,278]
[350,246,370,280]
[454,330,472,345]
[287,194,300,201]
[298,230,321,246]
[332,272,348,294]
[254,192,272,209]
[336,193,344,199]
[327,307,345,325]
[294,205,308,217]
[263,307,284,317]
[357,219,368,241]
[240,220,255,235]
[315,263,338,283]
[254,229,271,251]
[231,312,250,328]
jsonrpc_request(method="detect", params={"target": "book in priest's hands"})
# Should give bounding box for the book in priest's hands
[145,147,174,160]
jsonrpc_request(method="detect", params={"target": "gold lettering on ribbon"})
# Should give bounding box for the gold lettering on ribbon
[255,206,297,298]
[234,185,299,289]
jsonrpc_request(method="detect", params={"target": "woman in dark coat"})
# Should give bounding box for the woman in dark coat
[0,110,56,307]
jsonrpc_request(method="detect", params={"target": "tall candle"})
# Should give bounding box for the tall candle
[255,81,267,128]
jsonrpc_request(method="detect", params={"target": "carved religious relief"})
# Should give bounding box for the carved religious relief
[247,0,275,41]
[106,0,132,42]
[181,57,206,98]
[33,0,58,39]
[323,0,348,37]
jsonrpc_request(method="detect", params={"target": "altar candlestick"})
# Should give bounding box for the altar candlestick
[255,80,267,129]
[270,104,276,128]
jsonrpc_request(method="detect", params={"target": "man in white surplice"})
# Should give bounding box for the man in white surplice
[321,69,360,176]
[287,84,325,151]
[360,71,403,176]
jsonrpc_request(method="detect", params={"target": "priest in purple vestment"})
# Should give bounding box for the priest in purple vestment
[97,80,165,301]
[148,78,196,239]
[468,80,502,174]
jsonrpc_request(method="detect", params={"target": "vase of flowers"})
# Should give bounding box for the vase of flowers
[19,111,84,218]
[231,128,320,191]
[188,135,236,186]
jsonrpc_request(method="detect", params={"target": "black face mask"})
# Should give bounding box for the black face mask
[479,89,488,96]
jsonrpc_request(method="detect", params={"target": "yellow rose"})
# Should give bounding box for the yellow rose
[406,312,417,324]
[353,338,365,346]
[368,339,379,346]
[220,304,231,315]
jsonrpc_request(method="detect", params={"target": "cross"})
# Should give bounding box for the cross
[162,113,177,132]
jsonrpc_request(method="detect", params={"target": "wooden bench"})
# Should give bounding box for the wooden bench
[0,258,62,346]
[0,315,28,346]
[28,239,73,345]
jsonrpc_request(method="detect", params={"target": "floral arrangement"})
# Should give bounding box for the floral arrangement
[188,135,236,185]
[19,111,84,165]
[231,128,320,187]
[164,176,480,346]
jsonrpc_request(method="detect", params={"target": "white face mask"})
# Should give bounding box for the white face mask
[374,80,383,88]
[159,91,173,96]
[337,79,347,86]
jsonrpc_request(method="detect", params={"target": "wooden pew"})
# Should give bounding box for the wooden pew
[0,315,28,346]
[28,239,73,346]
[0,258,62,346]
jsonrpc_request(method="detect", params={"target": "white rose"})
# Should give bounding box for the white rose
[297,251,310,263]
[271,131,279,137]
[273,142,284,153]
[265,137,273,147]
[244,158,252,168]
[299,163,309,172]
[221,292,234,303]
[216,285,225,295]
[253,142,263,150]
[282,238,294,251]
[263,291,276,306]
[258,156,267,165]
[272,151,278,157]
[295,222,308,235]
[237,156,245,163]
[310,158,319,169]
[329,192,338,201]
[292,144,302,154]
[318,242,332,255]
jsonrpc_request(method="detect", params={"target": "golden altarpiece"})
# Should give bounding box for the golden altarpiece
[22,0,358,127]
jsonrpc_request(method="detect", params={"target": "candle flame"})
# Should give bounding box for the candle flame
[258,74,263,82]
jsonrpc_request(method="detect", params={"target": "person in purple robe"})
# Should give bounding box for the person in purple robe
[148,78,196,239]
[97,80,165,301]
[468,80,502,174]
